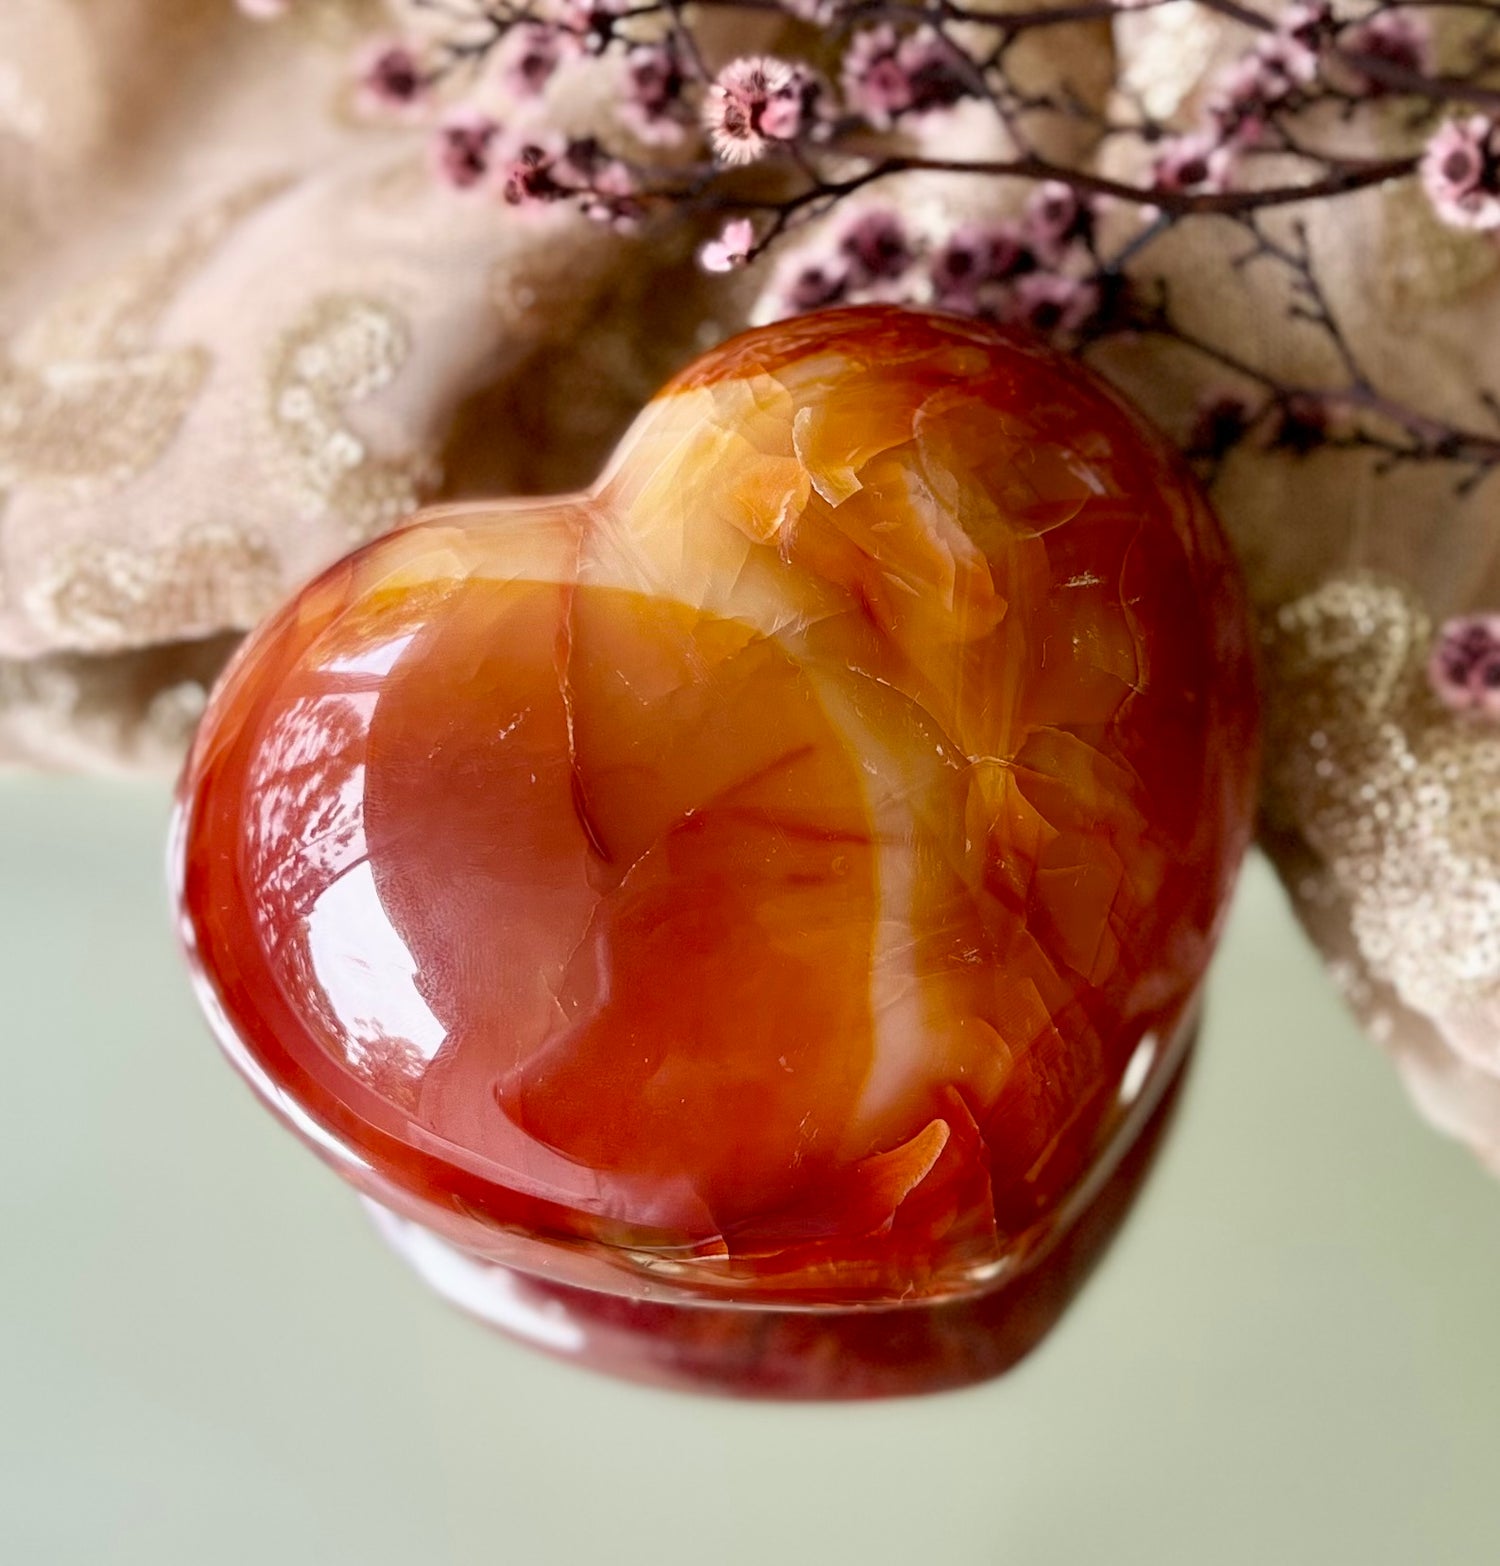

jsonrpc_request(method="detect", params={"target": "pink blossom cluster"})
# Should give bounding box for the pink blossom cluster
[1204,6,1322,147]
[700,24,980,164]
[707,182,1110,346]
[486,3,644,94]
[491,20,696,147]
[344,13,1002,223]
[1185,390,1347,465]
[349,16,990,175]
[232,0,1500,486]
[1149,3,1434,198]
[840,25,976,131]
[427,110,640,229]
[1430,616,1500,719]
[335,26,641,227]
[1333,8,1431,96]
[493,132,640,228]
[1148,15,1321,195]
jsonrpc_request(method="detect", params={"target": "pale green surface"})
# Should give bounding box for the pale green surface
[3,776,1499,1565]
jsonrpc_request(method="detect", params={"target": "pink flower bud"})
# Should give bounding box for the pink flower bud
[621,40,694,146]
[431,111,500,192]
[355,40,428,118]
[842,25,973,129]
[1336,10,1430,94]
[1430,616,1500,719]
[495,23,571,100]
[1006,273,1101,339]
[699,218,757,273]
[836,211,912,285]
[1151,133,1233,195]
[1421,117,1500,232]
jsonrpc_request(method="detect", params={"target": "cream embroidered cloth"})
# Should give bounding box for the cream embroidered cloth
[2,0,1498,1168]
[0,0,740,765]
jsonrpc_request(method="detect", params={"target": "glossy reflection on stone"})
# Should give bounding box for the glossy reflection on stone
[175,306,1260,1392]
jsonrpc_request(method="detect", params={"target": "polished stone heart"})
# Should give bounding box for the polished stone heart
[175,307,1259,1390]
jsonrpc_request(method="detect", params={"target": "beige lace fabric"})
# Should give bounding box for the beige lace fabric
[0,0,739,767]
[2,1,1498,1166]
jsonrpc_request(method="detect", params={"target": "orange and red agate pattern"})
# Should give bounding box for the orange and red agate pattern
[176,307,1259,1306]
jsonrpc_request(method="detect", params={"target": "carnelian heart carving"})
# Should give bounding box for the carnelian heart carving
[175,306,1259,1314]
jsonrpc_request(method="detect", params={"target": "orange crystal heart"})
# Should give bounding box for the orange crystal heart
[175,307,1259,1385]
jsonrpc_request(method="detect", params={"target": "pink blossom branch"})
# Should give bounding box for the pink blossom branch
[252,0,1500,493]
